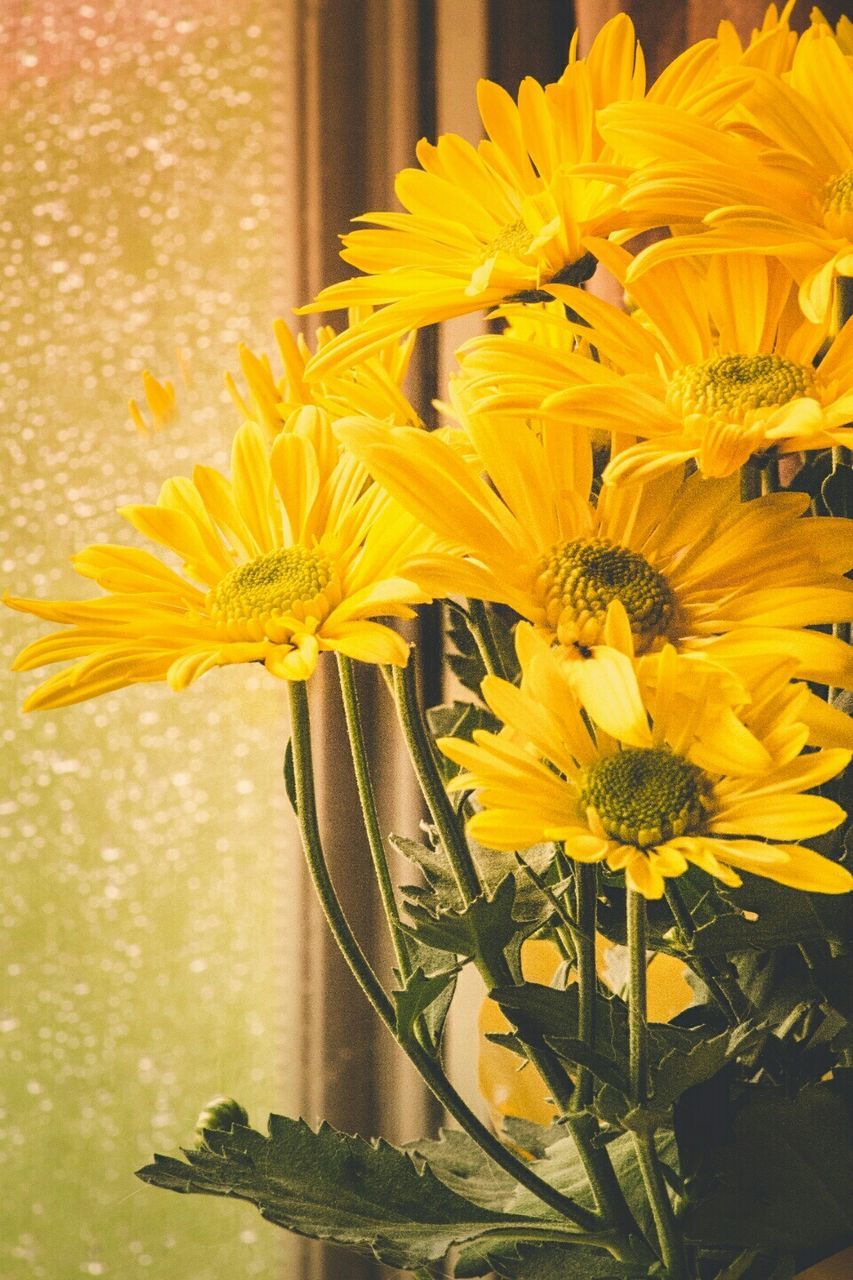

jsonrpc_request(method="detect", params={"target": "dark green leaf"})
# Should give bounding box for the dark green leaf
[463,1239,641,1279]
[393,831,558,925]
[500,1117,567,1161]
[283,740,297,815]
[407,1129,521,1212]
[393,965,459,1051]
[137,1115,591,1270]
[426,700,500,782]
[445,602,488,697]
[678,1077,853,1250]
[403,875,544,979]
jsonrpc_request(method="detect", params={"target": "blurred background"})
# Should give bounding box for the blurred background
[0,2,847,1278]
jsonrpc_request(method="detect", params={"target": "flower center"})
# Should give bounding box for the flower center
[535,538,675,650]
[580,747,711,848]
[822,170,853,239]
[209,546,331,623]
[486,217,533,259]
[667,354,814,424]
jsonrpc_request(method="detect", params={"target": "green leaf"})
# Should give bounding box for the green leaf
[425,1125,674,1278]
[393,965,459,1051]
[678,1077,853,1250]
[283,739,297,815]
[393,830,558,924]
[426,700,500,782]
[137,1115,594,1271]
[403,875,544,979]
[407,1129,521,1212]
[444,601,488,697]
[687,870,853,956]
[460,1239,640,1279]
[500,1117,567,1161]
[509,1127,678,1251]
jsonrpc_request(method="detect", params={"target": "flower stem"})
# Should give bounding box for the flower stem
[391,660,484,907]
[337,654,412,984]
[391,660,652,1256]
[664,881,752,1026]
[627,889,689,1279]
[467,598,509,681]
[287,677,606,1233]
[739,457,762,502]
[572,863,597,1111]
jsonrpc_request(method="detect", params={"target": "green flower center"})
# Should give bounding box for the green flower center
[209,546,331,622]
[580,747,711,849]
[823,170,853,238]
[535,538,675,650]
[667,354,814,424]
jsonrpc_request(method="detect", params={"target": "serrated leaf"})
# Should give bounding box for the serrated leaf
[686,868,853,956]
[445,602,488,696]
[136,1115,594,1270]
[403,875,543,979]
[393,965,459,1050]
[678,1077,853,1251]
[393,831,558,924]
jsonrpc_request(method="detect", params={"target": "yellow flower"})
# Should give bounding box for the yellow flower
[225,314,421,439]
[294,14,649,376]
[438,626,853,900]
[6,414,437,709]
[600,25,853,324]
[128,370,179,435]
[336,405,853,722]
[463,242,853,479]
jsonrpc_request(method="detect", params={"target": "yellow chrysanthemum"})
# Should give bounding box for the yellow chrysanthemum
[600,24,853,324]
[336,406,853,728]
[461,243,853,479]
[293,15,653,376]
[6,413,439,709]
[225,313,421,439]
[438,626,853,900]
[128,370,179,436]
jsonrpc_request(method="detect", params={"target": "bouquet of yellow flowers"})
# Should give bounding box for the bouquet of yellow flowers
[8,6,853,1278]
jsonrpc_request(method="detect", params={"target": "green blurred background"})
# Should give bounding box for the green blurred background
[0,3,303,1274]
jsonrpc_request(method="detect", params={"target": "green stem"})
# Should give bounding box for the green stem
[337,654,412,984]
[627,889,689,1279]
[761,452,780,495]
[392,660,484,908]
[573,863,597,1111]
[287,678,604,1233]
[739,457,762,502]
[627,890,649,1107]
[664,882,752,1026]
[391,661,653,1257]
[467,598,509,681]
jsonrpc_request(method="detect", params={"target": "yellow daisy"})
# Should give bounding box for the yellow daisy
[128,370,179,436]
[462,242,853,479]
[6,414,437,709]
[294,14,649,376]
[225,313,421,438]
[336,405,853,712]
[438,626,853,900]
[600,24,853,325]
